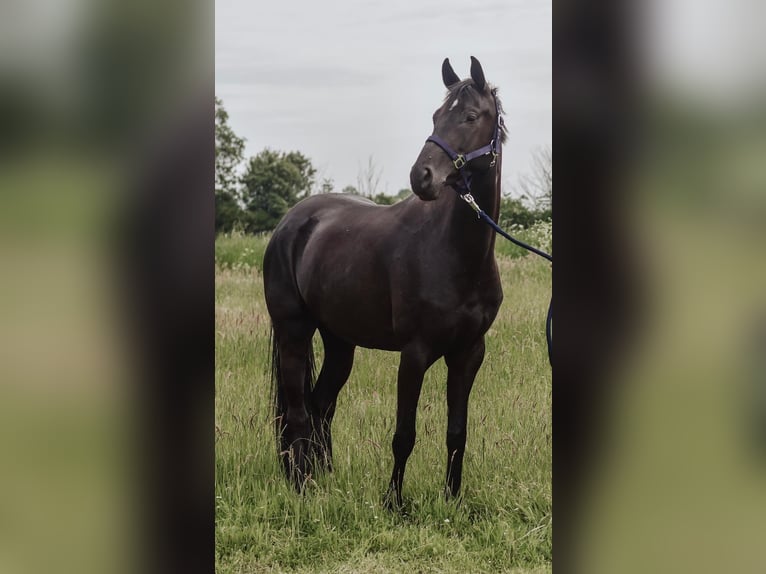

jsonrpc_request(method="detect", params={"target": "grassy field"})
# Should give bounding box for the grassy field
[215,228,552,573]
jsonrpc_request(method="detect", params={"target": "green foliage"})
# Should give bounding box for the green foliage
[216,236,552,573]
[215,96,246,196]
[215,99,319,234]
[374,188,413,205]
[498,196,548,230]
[498,146,552,235]
[494,220,553,260]
[338,186,411,205]
[495,194,552,260]
[240,149,317,233]
[370,193,396,205]
[215,230,271,273]
[319,177,335,194]
[396,188,413,200]
[215,191,243,234]
[215,97,246,232]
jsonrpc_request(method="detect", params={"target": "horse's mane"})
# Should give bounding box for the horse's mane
[443,80,508,144]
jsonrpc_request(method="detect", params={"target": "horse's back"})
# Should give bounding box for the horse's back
[267,193,383,262]
[271,194,381,243]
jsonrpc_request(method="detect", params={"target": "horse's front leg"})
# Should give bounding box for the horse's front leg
[384,342,435,510]
[444,337,486,500]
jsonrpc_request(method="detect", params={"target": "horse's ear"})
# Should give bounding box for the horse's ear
[442,58,460,88]
[470,56,486,92]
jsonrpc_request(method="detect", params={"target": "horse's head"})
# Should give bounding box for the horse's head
[410,56,506,201]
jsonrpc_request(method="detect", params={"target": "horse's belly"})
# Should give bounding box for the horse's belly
[313,296,402,351]
[298,264,404,350]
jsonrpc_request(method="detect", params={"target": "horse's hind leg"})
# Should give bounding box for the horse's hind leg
[311,329,355,471]
[273,318,316,489]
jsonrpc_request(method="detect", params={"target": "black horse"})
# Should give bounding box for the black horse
[263,57,507,507]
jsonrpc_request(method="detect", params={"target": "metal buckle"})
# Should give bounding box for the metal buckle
[461,193,481,217]
[487,139,499,167]
[453,155,466,170]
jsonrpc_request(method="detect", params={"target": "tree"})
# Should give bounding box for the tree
[319,177,335,194]
[498,196,539,229]
[216,192,244,233]
[396,188,412,201]
[516,145,552,213]
[356,155,384,198]
[499,146,552,228]
[215,97,246,232]
[240,149,317,232]
[215,96,246,196]
[371,193,395,205]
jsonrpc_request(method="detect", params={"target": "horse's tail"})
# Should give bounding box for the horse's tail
[270,326,283,447]
[270,325,316,451]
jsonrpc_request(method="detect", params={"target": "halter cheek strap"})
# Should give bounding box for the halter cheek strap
[425,98,503,196]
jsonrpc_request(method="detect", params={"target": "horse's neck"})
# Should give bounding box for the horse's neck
[443,168,501,268]
[474,167,502,221]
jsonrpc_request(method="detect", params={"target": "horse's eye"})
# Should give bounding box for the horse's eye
[466,113,478,122]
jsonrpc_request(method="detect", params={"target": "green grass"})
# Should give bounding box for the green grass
[215,231,272,273]
[215,233,552,573]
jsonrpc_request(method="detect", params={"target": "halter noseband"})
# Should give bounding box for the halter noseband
[425,93,504,197]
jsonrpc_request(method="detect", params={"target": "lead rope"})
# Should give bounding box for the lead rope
[459,192,553,366]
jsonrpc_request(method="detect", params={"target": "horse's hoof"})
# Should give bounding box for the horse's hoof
[444,488,464,506]
[289,471,317,494]
[312,453,333,474]
[382,489,405,513]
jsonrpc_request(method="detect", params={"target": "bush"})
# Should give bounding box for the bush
[494,219,552,260]
[498,196,549,229]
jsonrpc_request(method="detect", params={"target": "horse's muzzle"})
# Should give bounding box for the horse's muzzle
[410,163,439,201]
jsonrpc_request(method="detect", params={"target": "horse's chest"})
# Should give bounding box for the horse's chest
[416,275,502,340]
[452,290,501,331]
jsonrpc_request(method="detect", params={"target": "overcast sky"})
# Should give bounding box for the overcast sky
[215,0,551,195]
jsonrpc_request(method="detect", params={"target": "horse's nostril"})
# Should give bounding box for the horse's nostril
[410,163,436,197]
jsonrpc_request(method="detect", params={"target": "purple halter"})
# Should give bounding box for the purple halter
[425,94,504,195]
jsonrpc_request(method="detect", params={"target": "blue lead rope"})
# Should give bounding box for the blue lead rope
[476,209,552,262]
[460,193,553,366]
